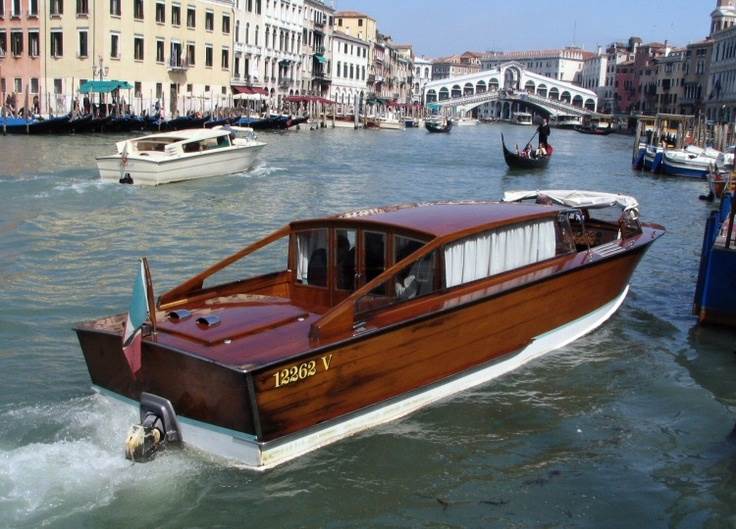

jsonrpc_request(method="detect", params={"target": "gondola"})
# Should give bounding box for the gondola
[425,117,452,133]
[501,133,552,169]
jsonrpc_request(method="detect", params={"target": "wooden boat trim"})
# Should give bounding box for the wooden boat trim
[159,225,291,308]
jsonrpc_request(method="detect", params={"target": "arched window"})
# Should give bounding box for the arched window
[451,85,462,98]
[584,98,595,111]
[549,87,559,100]
[524,80,535,93]
[489,78,499,91]
[536,84,547,98]
[560,91,571,103]
[572,94,583,107]
[426,89,437,103]
[439,87,449,101]
[463,82,474,96]
[476,80,486,93]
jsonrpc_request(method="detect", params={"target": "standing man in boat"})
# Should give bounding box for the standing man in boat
[537,117,551,155]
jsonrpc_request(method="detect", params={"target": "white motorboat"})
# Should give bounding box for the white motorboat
[376,115,405,130]
[661,145,721,179]
[96,128,266,186]
[455,117,480,126]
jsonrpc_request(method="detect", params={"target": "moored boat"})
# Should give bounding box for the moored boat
[501,133,552,169]
[96,127,266,185]
[74,192,663,468]
[661,145,719,179]
[694,190,736,326]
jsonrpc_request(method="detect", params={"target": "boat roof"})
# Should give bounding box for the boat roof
[502,190,639,211]
[130,128,229,142]
[291,201,564,239]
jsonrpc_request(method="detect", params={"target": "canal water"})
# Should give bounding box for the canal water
[0,123,735,528]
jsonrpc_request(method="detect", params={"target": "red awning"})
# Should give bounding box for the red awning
[285,95,335,105]
[232,85,268,96]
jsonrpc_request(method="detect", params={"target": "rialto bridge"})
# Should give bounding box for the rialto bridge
[423,62,598,119]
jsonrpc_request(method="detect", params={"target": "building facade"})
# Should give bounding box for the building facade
[302,0,333,98]
[31,0,235,116]
[681,39,712,116]
[329,30,367,108]
[0,0,43,113]
[432,52,481,80]
[481,47,591,82]
[412,55,432,103]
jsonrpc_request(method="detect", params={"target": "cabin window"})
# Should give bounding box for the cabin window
[443,219,556,288]
[336,229,356,291]
[296,229,328,287]
[363,231,386,295]
[356,249,439,315]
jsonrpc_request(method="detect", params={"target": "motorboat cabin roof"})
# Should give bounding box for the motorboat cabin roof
[297,201,567,239]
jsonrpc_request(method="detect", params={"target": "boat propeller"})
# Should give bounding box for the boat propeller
[125,393,182,462]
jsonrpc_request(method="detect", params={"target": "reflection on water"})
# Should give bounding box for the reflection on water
[0,125,735,527]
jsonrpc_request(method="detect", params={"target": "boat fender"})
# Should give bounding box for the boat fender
[124,393,182,462]
[119,173,134,185]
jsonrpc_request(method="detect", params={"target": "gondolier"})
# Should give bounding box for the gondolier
[538,118,551,150]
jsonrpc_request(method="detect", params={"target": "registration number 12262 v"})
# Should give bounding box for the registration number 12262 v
[272,354,333,389]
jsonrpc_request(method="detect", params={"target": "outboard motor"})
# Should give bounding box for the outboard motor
[125,393,182,462]
[119,173,134,184]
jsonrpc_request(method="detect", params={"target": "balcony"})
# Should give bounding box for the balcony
[167,57,189,72]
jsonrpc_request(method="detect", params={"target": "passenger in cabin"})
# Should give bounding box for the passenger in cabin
[307,248,327,287]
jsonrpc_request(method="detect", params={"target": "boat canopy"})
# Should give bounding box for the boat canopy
[502,190,639,212]
[79,80,133,93]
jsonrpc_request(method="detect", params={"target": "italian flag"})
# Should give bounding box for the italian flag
[122,259,149,376]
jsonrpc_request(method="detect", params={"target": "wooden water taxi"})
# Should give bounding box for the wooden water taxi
[74,192,663,469]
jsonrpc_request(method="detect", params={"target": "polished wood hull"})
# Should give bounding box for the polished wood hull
[75,236,654,446]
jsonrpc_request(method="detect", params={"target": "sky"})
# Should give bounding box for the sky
[334,0,715,57]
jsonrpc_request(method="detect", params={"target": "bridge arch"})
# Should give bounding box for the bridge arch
[537,84,547,98]
[439,87,449,101]
[572,95,583,108]
[560,91,571,104]
[426,89,437,103]
[476,80,486,93]
[549,87,559,100]
[584,98,595,111]
[451,85,462,98]
[489,78,499,91]
[464,82,474,96]
[524,80,536,94]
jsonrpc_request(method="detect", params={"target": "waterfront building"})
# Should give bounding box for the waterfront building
[578,47,607,108]
[632,42,670,114]
[600,37,639,114]
[393,43,413,103]
[654,48,686,115]
[614,60,638,114]
[328,30,367,109]
[302,0,333,98]
[37,0,235,116]
[706,0,736,122]
[232,0,265,96]
[481,47,591,82]
[431,52,481,81]
[0,0,43,114]
[412,55,432,103]
[681,39,712,117]
[334,10,384,101]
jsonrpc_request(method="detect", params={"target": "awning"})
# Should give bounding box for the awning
[79,80,133,94]
[232,85,268,96]
[313,53,327,64]
[502,190,639,212]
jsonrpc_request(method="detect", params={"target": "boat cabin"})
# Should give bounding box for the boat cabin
[116,129,234,157]
[158,197,641,343]
[512,112,533,125]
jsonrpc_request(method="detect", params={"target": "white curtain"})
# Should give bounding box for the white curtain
[296,229,327,283]
[444,220,556,288]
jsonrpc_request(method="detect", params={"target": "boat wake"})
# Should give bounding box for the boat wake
[241,163,287,179]
[0,394,201,528]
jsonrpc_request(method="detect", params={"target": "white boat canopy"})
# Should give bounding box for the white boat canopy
[502,190,639,213]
